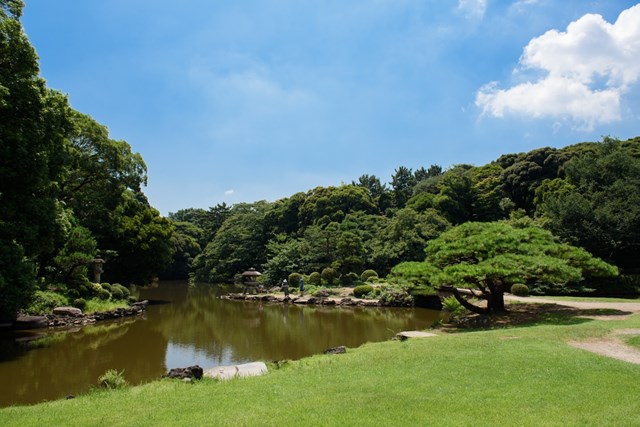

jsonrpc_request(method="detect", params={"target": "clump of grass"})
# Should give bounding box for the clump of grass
[98,369,128,390]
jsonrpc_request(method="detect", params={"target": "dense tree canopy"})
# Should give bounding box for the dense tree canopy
[423,221,618,314]
[0,3,174,319]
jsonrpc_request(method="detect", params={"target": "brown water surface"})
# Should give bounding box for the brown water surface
[0,281,439,407]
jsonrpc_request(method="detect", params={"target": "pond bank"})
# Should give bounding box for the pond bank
[12,300,149,331]
[221,292,443,309]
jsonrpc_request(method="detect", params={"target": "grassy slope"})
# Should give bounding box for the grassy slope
[2,314,639,426]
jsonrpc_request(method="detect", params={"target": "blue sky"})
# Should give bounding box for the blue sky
[22,0,640,215]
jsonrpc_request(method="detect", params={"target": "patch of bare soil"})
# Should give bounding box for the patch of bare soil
[569,335,640,365]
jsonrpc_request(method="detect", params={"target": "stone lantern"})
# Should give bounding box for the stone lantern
[241,268,262,294]
[92,256,106,283]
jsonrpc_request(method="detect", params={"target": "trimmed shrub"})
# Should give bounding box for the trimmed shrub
[100,283,112,292]
[308,272,322,286]
[321,267,339,286]
[353,284,374,298]
[341,272,360,286]
[510,283,529,296]
[287,273,301,287]
[128,296,138,304]
[361,269,378,282]
[97,288,111,300]
[73,298,87,310]
[110,284,130,300]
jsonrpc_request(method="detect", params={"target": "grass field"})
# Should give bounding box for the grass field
[1,309,639,426]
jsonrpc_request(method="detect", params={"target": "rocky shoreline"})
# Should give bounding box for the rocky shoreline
[12,300,149,330]
[221,292,443,309]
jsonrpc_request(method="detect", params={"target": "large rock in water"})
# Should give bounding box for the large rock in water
[14,315,49,330]
[53,307,83,317]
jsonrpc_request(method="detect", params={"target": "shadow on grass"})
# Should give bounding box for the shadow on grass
[440,303,634,332]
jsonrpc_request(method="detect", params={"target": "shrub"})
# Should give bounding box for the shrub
[441,296,463,313]
[97,288,111,301]
[510,283,530,296]
[288,273,301,287]
[353,284,373,298]
[361,269,378,282]
[379,290,413,307]
[111,284,130,299]
[100,283,112,292]
[128,296,138,304]
[73,298,87,310]
[110,287,124,300]
[26,290,68,315]
[321,267,339,286]
[341,272,360,286]
[308,272,322,286]
[98,369,128,390]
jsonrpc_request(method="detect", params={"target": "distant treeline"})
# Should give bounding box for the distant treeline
[166,136,640,288]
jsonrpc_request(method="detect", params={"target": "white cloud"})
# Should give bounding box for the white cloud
[224,189,235,196]
[457,0,487,20]
[476,4,640,130]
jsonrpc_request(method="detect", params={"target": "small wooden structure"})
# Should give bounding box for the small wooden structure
[241,268,263,294]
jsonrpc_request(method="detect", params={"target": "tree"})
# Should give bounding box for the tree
[0,1,71,319]
[391,166,416,208]
[542,138,640,271]
[422,222,617,314]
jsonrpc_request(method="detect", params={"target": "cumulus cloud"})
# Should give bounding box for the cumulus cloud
[476,4,640,130]
[457,0,487,20]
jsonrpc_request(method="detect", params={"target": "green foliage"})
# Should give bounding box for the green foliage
[97,288,111,301]
[441,296,463,313]
[72,298,87,310]
[192,202,269,282]
[25,290,68,315]
[510,284,530,296]
[110,284,130,300]
[425,221,618,313]
[308,272,322,286]
[542,137,640,271]
[388,261,439,287]
[321,267,339,286]
[353,284,373,298]
[361,269,378,282]
[341,272,360,286]
[0,240,36,320]
[287,272,301,287]
[98,369,128,390]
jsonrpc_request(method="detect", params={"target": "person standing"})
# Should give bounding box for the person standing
[282,279,289,298]
[299,277,304,296]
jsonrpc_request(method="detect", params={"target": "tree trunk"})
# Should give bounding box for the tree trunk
[447,287,488,315]
[488,291,506,314]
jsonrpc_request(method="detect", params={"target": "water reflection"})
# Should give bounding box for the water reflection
[0,281,439,406]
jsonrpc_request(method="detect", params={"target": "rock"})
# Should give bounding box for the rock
[14,315,49,330]
[164,365,204,380]
[315,289,330,298]
[396,331,437,341]
[323,345,346,355]
[204,362,268,381]
[53,307,83,317]
[132,300,149,309]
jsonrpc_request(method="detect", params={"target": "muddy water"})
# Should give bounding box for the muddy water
[0,282,439,407]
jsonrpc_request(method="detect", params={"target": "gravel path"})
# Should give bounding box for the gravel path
[505,295,640,313]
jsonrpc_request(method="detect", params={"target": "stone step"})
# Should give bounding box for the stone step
[203,362,268,381]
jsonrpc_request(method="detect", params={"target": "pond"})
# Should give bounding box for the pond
[0,281,440,407]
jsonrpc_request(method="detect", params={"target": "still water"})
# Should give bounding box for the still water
[0,281,439,407]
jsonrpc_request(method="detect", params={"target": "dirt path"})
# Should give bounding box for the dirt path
[504,295,640,364]
[505,295,640,315]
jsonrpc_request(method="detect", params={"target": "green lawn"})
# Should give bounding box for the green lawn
[526,295,640,303]
[2,313,639,426]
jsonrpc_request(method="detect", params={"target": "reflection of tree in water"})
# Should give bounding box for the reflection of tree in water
[0,318,167,407]
[149,283,438,364]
